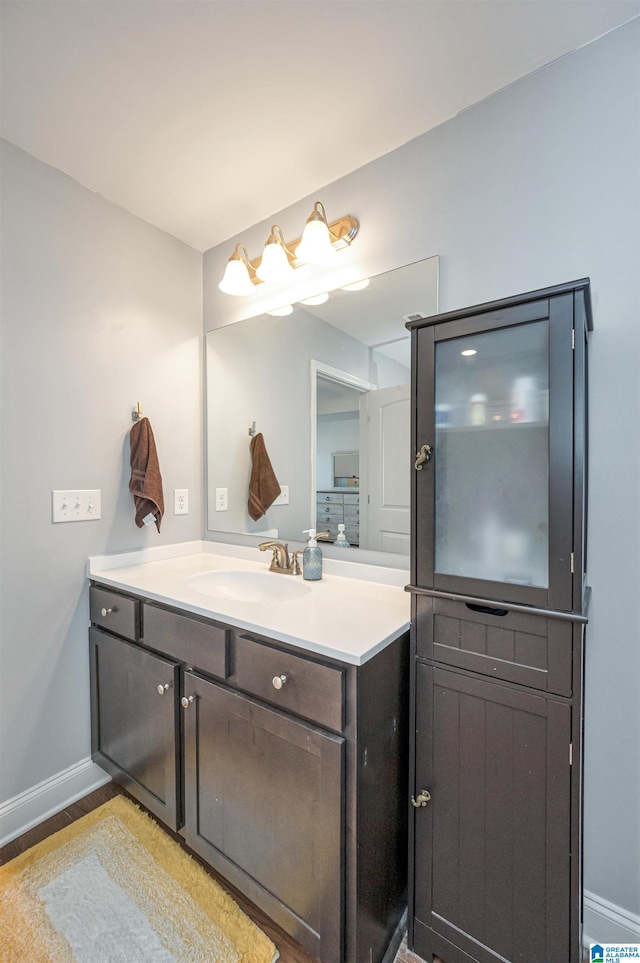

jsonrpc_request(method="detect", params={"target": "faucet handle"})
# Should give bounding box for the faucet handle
[291,550,304,576]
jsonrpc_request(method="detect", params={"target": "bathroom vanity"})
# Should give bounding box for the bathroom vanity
[88,544,410,963]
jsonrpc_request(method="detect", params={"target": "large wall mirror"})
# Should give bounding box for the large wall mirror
[206,256,438,560]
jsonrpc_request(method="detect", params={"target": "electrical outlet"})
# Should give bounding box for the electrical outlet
[215,488,228,512]
[272,485,289,506]
[174,489,189,515]
[52,490,101,523]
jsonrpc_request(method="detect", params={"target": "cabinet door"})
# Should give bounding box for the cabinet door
[413,292,575,610]
[182,672,344,963]
[413,663,572,963]
[89,628,180,829]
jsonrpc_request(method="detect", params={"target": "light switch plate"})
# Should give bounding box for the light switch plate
[52,490,101,523]
[174,489,189,514]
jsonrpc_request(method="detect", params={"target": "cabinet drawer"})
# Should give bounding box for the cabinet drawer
[316,492,343,504]
[90,586,141,641]
[142,603,229,680]
[233,636,344,732]
[344,506,359,520]
[316,510,344,523]
[343,493,360,505]
[418,596,573,696]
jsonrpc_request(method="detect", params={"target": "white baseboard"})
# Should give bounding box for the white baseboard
[584,889,640,946]
[0,757,111,848]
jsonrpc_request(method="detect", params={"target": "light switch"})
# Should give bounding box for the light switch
[52,490,101,523]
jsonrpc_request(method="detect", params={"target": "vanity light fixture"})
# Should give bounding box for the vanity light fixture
[218,201,359,296]
[267,304,294,316]
[461,348,477,357]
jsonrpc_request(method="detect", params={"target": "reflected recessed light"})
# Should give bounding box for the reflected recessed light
[461,348,477,357]
[341,278,370,291]
[300,292,329,306]
[267,304,293,316]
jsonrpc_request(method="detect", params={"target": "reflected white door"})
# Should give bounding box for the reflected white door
[363,384,411,554]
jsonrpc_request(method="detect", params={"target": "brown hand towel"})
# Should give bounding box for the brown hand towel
[248,433,281,521]
[129,417,164,532]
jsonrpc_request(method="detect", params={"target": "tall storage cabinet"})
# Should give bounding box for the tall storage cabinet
[406,280,591,963]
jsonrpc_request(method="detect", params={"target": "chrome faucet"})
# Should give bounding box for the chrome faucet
[259,540,295,574]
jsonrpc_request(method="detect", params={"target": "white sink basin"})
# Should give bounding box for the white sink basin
[186,570,312,603]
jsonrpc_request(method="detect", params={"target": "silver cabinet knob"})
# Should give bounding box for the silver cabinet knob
[181,695,194,708]
[100,607,113,617]
[157,683,172,695]
[272,675,287,690]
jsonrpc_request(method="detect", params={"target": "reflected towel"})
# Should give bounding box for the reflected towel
[248,433,281,521]
[129,417,164,532]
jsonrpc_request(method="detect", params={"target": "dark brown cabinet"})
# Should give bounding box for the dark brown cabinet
[182,672,344,960]
[406,280,591,963]
[89,583,409,963]
[89,627,180,829]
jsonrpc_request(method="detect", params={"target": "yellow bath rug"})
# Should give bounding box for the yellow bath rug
[0,794,278,963]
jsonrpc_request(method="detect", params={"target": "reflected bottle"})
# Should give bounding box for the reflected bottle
[334,523,350,548]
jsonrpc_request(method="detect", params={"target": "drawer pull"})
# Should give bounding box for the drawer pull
[411,789,432,808]
[465,602,509,617]
[272,675,287,690]
[181,695,194,708]
[100,607,113,617]
[157,683,172,695]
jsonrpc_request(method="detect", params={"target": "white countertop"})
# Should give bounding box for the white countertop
[88,541,411,666]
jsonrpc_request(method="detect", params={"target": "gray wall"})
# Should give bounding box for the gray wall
[0,141,203,804]
[204,21,640,925]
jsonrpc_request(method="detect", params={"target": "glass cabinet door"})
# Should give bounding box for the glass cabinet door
[434,320,550,590]
[413,290,576,609]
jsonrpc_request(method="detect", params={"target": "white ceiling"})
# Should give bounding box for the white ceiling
[1,0,639,252]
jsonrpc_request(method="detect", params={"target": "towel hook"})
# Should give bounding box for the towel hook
[248,421,257,437]
[132,402,143,423]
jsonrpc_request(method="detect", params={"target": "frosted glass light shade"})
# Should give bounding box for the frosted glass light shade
[256,240,294,283]
[341,278,370,292]
[218,257,255,296]
[295,218,337,265]
[267,304,294,316]
[300,292,329,305]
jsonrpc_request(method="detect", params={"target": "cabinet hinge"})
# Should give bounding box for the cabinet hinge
[569,743,573,766]
[570,552,575,574]
[572,329,575,350]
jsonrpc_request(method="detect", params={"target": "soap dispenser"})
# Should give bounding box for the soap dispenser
[334,523,350,548]
[302,529,328,581]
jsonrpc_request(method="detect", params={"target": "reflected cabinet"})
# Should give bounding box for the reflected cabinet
[407,280,591,963]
